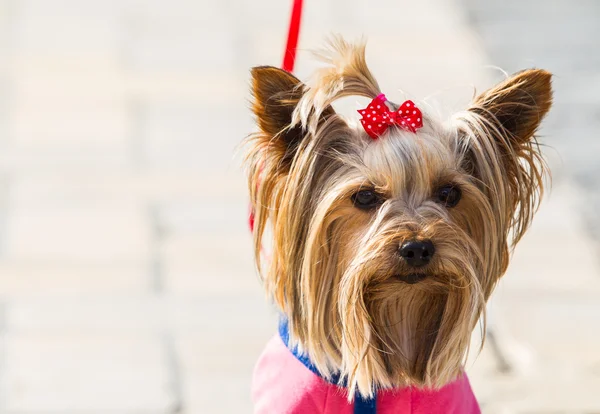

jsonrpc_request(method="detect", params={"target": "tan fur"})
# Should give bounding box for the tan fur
[244,37,552,400]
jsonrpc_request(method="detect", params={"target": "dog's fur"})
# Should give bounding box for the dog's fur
[244,37,552,400]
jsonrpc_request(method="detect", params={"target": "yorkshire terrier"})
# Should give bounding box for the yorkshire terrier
[245,38,552,413]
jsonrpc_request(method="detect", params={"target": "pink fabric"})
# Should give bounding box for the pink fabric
[252,335,481,414]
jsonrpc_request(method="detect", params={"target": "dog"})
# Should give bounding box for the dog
[244,37,552,413]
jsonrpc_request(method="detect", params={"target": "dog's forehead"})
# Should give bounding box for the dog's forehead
[360,126,459,193]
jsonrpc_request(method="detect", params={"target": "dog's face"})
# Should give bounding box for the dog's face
[245,39,552,398]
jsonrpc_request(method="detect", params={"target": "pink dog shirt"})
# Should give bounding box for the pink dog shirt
[252,330,481,414]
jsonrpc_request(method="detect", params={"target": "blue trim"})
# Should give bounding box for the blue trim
[278,319,377,414]
[354,395,377,414]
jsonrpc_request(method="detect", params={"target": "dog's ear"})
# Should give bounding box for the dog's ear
[470,69,552,144]
[251,66,305,150]
[250,66,336,168]
[460,69,552,248]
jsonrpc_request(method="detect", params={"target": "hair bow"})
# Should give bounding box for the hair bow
[358,94,423,139]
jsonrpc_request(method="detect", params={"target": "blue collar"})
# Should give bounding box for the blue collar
[278,319,377,414]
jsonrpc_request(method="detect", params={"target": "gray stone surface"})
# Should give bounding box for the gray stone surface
[0,0,595,413]
[464,1,600,412]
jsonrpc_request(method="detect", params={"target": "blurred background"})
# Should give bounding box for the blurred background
[0,0,597,413]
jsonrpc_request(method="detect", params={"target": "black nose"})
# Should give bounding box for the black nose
[399,240,435,268]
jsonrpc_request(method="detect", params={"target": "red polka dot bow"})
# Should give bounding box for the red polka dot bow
[358,94,423,139]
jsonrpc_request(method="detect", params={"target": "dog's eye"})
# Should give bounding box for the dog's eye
[437,185,461,208]
[351,189,382,210]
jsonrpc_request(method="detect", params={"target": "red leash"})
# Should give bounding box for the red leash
[282,0,304,72]
[249,0,304,232]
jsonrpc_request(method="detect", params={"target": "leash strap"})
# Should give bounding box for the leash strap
[279,319,377,414]
[249,0,305,232]
[282,0,304,72]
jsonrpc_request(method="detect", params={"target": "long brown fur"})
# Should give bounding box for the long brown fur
[244,37,552,400]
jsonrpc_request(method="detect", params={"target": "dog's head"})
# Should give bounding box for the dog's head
[244,38,552,398]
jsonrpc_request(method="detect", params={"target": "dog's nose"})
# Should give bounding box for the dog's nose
[399,240,435,268]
